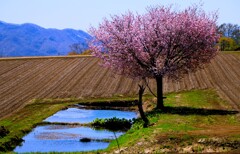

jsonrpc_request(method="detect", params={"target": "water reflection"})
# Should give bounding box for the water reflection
[15,125,123,153]
[44,108,137,123]
[14,107,137,153]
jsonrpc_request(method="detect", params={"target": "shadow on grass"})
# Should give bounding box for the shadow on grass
[147,106,239,116]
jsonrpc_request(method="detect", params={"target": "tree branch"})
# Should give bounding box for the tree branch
[143,78,157,97]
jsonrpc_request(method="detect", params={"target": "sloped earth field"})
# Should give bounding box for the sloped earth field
[0,53,239,120]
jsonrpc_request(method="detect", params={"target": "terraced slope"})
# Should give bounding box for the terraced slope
[0,53,239,119]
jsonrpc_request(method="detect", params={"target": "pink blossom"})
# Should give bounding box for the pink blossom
[89,5,219,79]
[89,5,219,109]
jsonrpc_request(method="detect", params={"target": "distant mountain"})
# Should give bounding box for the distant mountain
[0,21,92,57]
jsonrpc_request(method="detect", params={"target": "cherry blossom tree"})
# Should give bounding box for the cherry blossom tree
[89,5,219,110]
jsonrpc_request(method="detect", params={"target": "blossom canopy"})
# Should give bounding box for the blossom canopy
[89,5,220,79]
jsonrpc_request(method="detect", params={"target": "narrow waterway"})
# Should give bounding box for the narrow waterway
[14,107,137,153]
[44,107,137,123]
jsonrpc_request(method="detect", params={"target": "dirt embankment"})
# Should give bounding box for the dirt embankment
[0,53,239,119]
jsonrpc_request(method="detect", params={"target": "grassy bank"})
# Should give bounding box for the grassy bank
[0,98,76,151]
[106,89,240,153]
[1,89,240,153]
[222,51,240,57]
[0,97,138,152]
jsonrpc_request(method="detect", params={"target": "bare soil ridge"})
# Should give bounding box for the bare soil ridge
[0,53,239,119]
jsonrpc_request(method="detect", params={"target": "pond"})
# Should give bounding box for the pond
[14,107,137,153]
[44,108,137,123]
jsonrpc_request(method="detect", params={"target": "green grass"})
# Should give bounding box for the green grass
[1,89,239,153]
[222,51,240,57]
[106,90,240,153]
[0,99,75,151]
[0,96,138,152]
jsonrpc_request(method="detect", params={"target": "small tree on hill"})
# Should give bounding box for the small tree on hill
[218,23,240,50]
[89,5,219,110]
[69,43,85,55]
[218,23,240,45]
[219,37,237,51]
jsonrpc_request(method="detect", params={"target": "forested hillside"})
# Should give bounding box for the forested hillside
[0,21,91,57]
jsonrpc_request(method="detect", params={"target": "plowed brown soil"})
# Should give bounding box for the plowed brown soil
[0,53,239,119]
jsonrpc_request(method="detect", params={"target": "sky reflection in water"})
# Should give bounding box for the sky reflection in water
[14,108,137,153]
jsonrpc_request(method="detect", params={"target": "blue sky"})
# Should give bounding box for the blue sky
[0,0,239,32]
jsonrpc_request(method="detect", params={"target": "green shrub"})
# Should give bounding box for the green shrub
[91,117,133,131]
[0,126,9,138]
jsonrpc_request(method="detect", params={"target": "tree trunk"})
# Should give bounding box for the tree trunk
[156,76,164,110]
[138,85,149,127]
